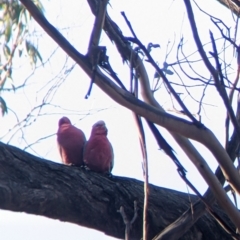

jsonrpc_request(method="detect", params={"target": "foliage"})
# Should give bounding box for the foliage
[0,0,44,115]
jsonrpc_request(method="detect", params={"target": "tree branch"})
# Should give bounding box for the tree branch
[0,141,235,240]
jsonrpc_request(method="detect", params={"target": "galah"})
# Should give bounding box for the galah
[57,117,86,166]
[83,120,114,174]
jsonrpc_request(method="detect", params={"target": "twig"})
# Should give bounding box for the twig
[226,46,240,147]
[118,201,138,240]
[209,32,240,141]
[181,174,239,239]
[121,11,203,128]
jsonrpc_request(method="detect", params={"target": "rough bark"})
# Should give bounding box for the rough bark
[0,141,235,240]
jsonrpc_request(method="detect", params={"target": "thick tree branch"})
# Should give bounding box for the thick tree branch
[0,141,236,240]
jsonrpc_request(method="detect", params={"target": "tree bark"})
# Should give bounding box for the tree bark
[0,141,235,240]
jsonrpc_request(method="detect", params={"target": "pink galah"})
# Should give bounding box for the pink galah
[83,120,114,174]
[57,117,86,166]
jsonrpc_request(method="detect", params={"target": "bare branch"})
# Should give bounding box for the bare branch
[118,201,138,240]
[121,11,201,126]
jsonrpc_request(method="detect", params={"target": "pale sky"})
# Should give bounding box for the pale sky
[0,0,239,239]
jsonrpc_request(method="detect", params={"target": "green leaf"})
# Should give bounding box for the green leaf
[35,48,43,63]
[25,40,42,64]
[4,17,12,43]
[3,44,11,59]
[0,3,7,11]
[12,2,22,25]
[0,96,8,116]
